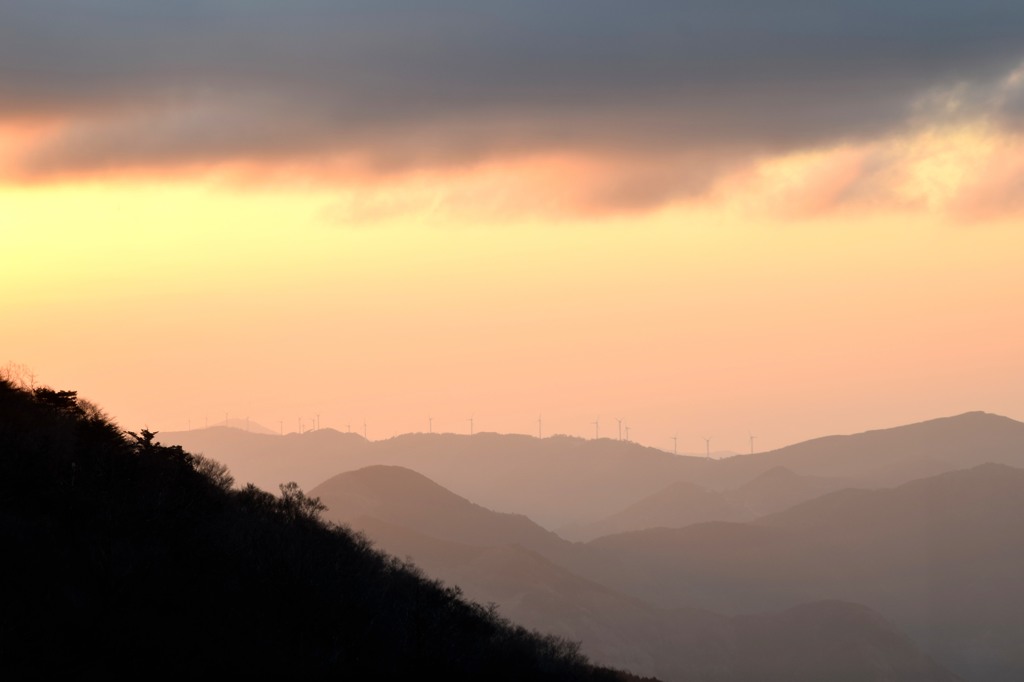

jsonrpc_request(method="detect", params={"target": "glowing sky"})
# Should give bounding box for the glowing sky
[3,2,1023,452]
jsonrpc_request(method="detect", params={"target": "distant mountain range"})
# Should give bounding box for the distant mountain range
[157,410,1024,679]
[161,411,1024,529]
[557,467,847,541]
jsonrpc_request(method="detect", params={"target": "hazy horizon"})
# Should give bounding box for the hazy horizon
[4,362,1021,454]
[145,408,1018,458]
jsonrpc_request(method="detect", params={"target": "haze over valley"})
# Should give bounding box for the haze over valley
[156,411,1024,680]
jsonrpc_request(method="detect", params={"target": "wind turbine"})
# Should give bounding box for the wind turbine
[428,416,433,434]
[624,425,631,442]
[616,418,623,441]
[704,437,711,460]
[672,434,678,455]
[749,433,757,456]
[592,417,600,440]
[538,415,542,439]
[363,419,367,439]
[468,415,474,435]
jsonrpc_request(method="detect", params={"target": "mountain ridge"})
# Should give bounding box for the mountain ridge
[159,410,1024,529]
[315,464,960,681]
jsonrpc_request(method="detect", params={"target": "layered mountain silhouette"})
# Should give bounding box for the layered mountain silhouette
[582,464,1024,680]
[727,465,850,516]
[559,480,752,542]
[559,467,853,541]
[163,429,703,527]
[313,464,960,680]
[156,411,1024,678]
[311,465,570,558]
[161,411,1024,530]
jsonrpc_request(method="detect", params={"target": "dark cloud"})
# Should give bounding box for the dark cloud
[2,0,1023,181]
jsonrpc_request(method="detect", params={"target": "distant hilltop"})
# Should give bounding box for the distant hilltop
[203,417,278,435]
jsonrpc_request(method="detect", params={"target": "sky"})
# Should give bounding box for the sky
[3,1,1024,453]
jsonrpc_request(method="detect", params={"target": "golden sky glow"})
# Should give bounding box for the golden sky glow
[3,3,1024,453]
[4,117,1023,453]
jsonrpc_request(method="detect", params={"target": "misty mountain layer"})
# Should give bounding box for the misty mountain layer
[312,465,960,681]
[159,410,1024,679]
[163,411,1024,528]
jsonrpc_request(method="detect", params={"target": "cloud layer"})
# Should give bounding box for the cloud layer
[2,1,1023,203]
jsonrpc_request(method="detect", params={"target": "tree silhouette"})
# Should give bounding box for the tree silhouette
[0,376,648,680]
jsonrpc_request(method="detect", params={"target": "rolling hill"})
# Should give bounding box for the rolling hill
[314,464,960,680]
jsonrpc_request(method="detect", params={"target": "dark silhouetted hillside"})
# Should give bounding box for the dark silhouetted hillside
[0,378,647,680]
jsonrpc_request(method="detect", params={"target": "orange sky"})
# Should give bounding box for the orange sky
[3,5,1023,453]
[4,119,1023,453]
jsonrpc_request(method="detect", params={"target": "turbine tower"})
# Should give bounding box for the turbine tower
[468,415,474,435]
[672,434,678,455]
[363,419,367,439]
[428,416,433,434]
[704,437,711,460]
[624,425,631,442]
[749,433,757,456]
[538,415,542,439]
[593,417,600,440]
[616,418,622,441]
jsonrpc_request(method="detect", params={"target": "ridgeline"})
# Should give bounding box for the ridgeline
[0,378,649,680]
